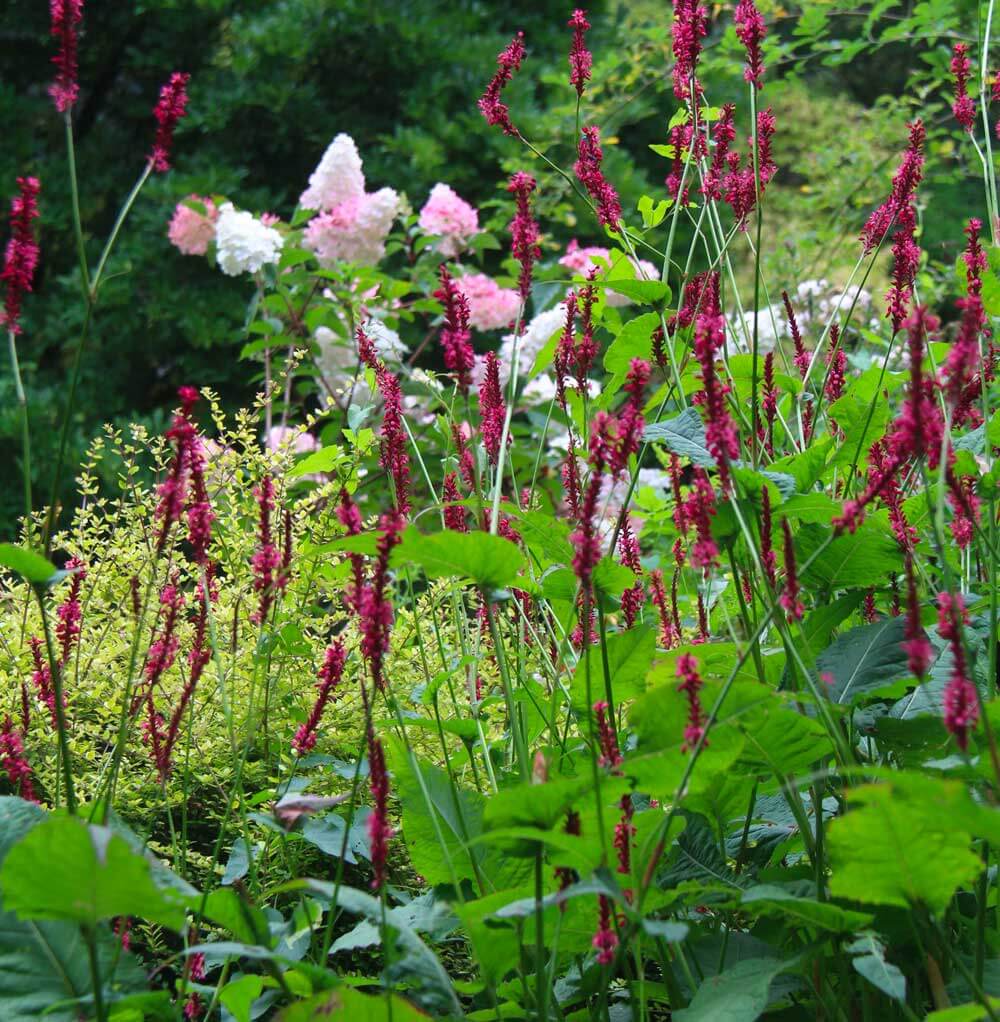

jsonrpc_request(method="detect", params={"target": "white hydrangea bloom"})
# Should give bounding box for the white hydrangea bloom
[214,203,284,276]
[499,304,567,379]
[521,375,558,405]
[300,133,366,211]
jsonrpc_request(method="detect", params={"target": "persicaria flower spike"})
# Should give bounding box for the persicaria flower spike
[779,519,804,620]
[478,32,526,137]
[359,512,404,692]
[734,0,767,88]
[55,559,86,666]
[902,557,932,677]
[48,0,83,113]
[676,653,707,752]
[294,640,347,754]
[2,176,41,335]
[507,171,541,301]
[574,127,622,228]
[251,474,284,624]
[337,487,366,611]
[0,717,36,803]
[568,10,592,96]
[671,0,708,102]
[951,43,976,132]
[479,351,506,466]
[861,120,925,253]
[593,700,622,769]
[937,591,979,750]
[434,264,476,392]
[149,72,190,173]
[442,472,468,533]
[366,733,394,891]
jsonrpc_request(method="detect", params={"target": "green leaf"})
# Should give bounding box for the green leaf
[1,814,188,931]
[827,784,982,914]
[846,933,906,1001]
[816,616,912,704]
[393,528,526,589]
[673,956,794,1021]
[0,544,58,584]
[592,556,637,598]
[644,407,715,467]
[0,799,148,1021]
[287,445,343,478]
[741,886,873,932]
[483,776,592,855]
[797,521,903,590]
[219,975,266,1022]
[603,312,661,374]
[276,988,431,1021]
[571,626,655,717]
[603,279,671,305]
[772,493,840,525]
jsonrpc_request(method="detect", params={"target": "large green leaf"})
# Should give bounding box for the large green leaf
[816,616,911,705]
[797,521,903,590]
[603,312,661,374]
[0,799,148,1021]
[847,933,906,1001]
[740,886,872,933]
[276,986,430,1020]
[827,784,982,914]
[0,544,58,584]
[643,407,715,468]
[393,528,526,589]
[1,814,188,931]
[483,776,593,855]
[673,956,794,1021]
[571,625,655,716]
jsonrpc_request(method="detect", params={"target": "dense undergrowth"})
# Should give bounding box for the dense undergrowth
[3,2,1000,1020]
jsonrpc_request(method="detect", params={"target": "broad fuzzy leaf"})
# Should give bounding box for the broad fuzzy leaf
[816,616,911,705]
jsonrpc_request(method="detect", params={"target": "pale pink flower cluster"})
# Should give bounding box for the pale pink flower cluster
[300,134,366,211]
[458,273,520,331]
[266,426,319,453]
[167,195,218,256]
[419,183,480,257]
[300,133,399,267]
[559,240,659,308]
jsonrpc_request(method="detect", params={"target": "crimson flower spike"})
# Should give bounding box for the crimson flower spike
[779,518,804,620]
[0,716,37,803]
[567,9,592,96]
[434,265,475,392]
[781,290,810,378]
[901,556,932,677]
[359,511,404,693]
[860,120,924,254]
[507,171,541,302]
[294,639,347,755]
[2,177,41,335]
[478,32,526,137]
[149,72,190,172]
[951,43,976,133]
[671,0,708,102]
[676,653,707,752]
[937,591,979,751]
[479,351,506,466]
[366,733,394,891]
[734,0,767,88]
[574,126,621,228]
[49,0,83,114]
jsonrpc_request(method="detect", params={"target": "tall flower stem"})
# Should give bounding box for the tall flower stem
[44,161,154,555]
[8,330,32,538]
[748,83,764,467]
[64,111,90,295]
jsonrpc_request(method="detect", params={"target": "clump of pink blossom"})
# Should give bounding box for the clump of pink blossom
[300,133,366,211]
[303,189,399,266]
[168,196,218,256]
[419,183,480,258]
[457,273,520,331]
[266,426,319,453]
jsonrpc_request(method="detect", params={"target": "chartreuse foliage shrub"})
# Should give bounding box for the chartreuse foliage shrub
[6,2,1000,1021]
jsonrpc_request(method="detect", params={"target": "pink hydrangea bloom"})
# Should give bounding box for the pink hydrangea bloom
[167,196,218,256]
[303,188,399,267]
[458,273,520,331]
[419,183,480,258]
[300,133,366,211]
[266,426,319,453]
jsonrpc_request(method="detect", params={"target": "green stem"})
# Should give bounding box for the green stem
[8,330,32,540]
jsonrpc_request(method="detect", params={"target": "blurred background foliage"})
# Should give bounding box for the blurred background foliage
[0,0,988,531]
